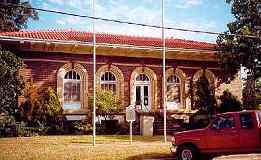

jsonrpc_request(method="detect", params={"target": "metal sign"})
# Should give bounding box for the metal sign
[126,105,136,145]
[126,105,136,122]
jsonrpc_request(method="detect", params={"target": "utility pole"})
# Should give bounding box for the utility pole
[162,0,167,143]
[92,0,96,146]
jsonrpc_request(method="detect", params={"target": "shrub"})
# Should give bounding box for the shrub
[72,120,92,134]
[218,89,242,113]
[19,79,41,122]
[89,89,121,120]
[19,86,64,135]
[193,70,216,114]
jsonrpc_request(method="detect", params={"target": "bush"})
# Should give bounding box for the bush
[72,121,92,134]
[89,89,121,120]
[218,89,242,113]
[19,86,64,135]
[193,70,216,114]
[0,114,16,137]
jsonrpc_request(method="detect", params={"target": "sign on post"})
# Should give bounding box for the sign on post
[126,105,136,144]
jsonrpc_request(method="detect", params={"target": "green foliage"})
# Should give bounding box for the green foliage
[217,0,261,108]
[194,71,216,114]
[0,0,38,32]
[33,87,63,130]
[72,120,92,134]
[19,79,40,122]
[218,89,242,113]
[0,114,15,128]
[90,89,121,120]
[256,79,261,108]
[0,50,25,116]
[20,86,63,134]
[42,87,63,117]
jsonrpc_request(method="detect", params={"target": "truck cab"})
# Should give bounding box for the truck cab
[171,111,261,160]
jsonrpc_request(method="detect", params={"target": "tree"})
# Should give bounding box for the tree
[218,89,242,113]
[217,0,261,108]
[0,0,38,32]
[256,79,261,107]
[90,89,121,120]
[0,50,25,116]
[19,78,41,122]
[194,71,217,114]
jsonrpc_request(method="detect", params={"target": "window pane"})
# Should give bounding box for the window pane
[167,84,180,102]
[63,102,81,110]
[73,71,76,79]
[144,97,148,106]
[65,72,69,79]
[64,81,72,102]
[136,86,141,105]
[64,71,81,104]
[105,72,108,80]
[64,71,80,80]
[144,86,148,96]
[212,116,235,129]
[112,84,116,94]
[167,75,180,83]
[136,74,149,81]
[69,71,72,79]
[240,113,254,128]
[100,72,117,94]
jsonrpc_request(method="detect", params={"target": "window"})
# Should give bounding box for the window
[240,113,254,129]
[136,74,149,81]
[135,74,150,111]
[101,71,116,94]
[167,75,181,103]
[212,115,235,129]
[63,70,81,109]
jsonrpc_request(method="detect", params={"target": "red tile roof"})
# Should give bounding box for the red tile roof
[0,30,216,50]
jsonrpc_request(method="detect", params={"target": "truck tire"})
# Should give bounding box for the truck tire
[177,145,199,160]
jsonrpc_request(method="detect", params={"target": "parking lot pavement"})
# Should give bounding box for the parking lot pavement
[213,153,261,160]
[144,153,261,160]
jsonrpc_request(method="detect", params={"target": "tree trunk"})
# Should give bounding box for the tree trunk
[243,77,256,109]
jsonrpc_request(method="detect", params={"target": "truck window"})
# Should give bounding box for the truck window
[240,113,254,129]
[212,115,235,129]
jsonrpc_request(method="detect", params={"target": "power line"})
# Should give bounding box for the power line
[0,2,260,39]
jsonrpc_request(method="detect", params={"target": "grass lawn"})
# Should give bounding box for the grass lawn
[0,135,173,160]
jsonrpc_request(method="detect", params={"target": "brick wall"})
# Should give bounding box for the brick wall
[19,51,239,112]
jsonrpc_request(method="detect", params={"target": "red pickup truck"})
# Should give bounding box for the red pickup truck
[171,110,261,160]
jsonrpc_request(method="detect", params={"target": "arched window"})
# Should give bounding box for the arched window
[63,70,81,109]
[100,71,117,94]
[166,75,181,108]
[136,74,149,81]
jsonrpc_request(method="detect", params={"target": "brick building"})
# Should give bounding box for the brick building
[0,30,243,119]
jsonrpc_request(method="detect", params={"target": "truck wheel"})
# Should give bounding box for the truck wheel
[177,145,198,160]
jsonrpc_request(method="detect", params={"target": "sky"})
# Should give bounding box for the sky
[28,0,235,43]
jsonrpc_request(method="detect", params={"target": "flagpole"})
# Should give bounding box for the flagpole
[92,0,96,146]
[162,0,167,143]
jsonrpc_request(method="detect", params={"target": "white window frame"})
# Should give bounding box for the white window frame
[100,71,117,94]
[134,74,151,112]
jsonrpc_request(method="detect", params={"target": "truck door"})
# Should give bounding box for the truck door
[207,115,240,152]
[239,112,260,151]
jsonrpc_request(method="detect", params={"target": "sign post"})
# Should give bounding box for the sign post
[126,105,136,144]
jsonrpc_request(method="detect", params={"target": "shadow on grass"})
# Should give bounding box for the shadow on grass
[126,153,175,160]
[70,135,166,144]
